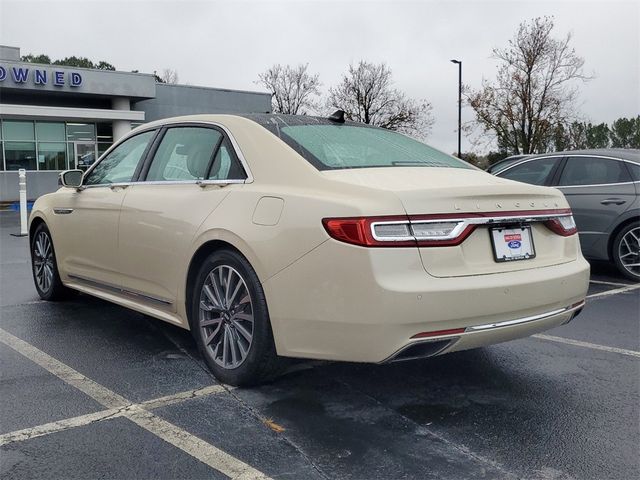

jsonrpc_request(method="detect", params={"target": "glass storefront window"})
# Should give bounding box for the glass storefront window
[3,121,35,141]
[75,143,97,170]
[66,123,96,142]
[98,143,112,158]
[36,122,66,142]
[0,122,117,170]
[67,143,75,169]
[4,142,37,170]
[38,142,67,170]
[96,123,113,143]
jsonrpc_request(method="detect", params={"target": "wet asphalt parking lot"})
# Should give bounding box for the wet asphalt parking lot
[0,210,638,480]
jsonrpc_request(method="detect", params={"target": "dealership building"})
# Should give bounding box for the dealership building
[0,45,272,202]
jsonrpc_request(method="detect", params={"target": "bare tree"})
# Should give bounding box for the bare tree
[257,64,321,115]
[468,17,591,154]
[158,68,179,84]
[327,61,433,139]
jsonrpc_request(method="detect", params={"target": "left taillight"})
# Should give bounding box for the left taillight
[322,216,415,247]
[544,215,577,236]
[322,216,472,247]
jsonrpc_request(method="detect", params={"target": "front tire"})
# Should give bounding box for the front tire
[190,249,283,386]
[30,223,70,301]
[613,222,640,282]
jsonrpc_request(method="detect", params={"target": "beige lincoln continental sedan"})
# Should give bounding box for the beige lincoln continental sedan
[29,113,590,385]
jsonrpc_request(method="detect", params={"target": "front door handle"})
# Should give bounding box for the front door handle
[109,183,130,190]
[600,198,626,206]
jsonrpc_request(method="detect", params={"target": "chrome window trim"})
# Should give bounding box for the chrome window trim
[370,212,572,242]
[496,155,564,177]
[557,181,639,189]
[497,153,640,187]
[78,178,246,190]
[81,120,254,187]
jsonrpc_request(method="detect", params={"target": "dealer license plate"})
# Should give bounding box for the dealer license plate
[490,226,536,262]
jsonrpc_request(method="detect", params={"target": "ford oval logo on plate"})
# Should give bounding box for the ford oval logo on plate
[508,240,521,249]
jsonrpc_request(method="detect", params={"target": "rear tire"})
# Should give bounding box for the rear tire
[612,222,640,282]
[30,223,70,301]
[190,249,283,386]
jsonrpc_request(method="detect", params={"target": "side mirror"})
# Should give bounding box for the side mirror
[59,170,84,188]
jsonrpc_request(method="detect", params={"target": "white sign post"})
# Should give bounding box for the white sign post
[11,169,29,237]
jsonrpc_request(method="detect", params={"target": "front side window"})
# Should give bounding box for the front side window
[145,127,246,181]
[558,157,631,186]
[500,157,560,186]
[84,130,155,186]
[275,123,471,171]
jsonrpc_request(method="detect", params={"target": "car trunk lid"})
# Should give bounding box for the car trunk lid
[323,167,578,277]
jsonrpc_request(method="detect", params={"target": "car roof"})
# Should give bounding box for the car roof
[240,113,372,129]
[135,113,374,135]
[526,148,640,163]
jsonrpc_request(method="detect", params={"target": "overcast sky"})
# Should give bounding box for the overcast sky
[1,0,638,153]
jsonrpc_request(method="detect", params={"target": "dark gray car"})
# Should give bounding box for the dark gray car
[494,149,640,281]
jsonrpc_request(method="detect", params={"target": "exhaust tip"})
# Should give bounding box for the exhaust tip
[561,306,583,326]
[385,339,456,363]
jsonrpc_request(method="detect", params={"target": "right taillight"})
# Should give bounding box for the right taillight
[544,215,577,236]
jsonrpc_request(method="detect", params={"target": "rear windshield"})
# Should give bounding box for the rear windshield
[272,123,472,171]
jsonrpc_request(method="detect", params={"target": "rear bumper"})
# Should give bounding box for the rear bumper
[264,240,590,363]
[382,300,584,363]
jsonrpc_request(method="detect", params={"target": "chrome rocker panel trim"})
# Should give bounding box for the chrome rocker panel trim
[67,274,173,307]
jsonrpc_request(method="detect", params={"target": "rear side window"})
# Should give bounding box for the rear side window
[625,162,640,181]
[208,138,247,180]
[278,124,471,171]
[84,130,155,185]
[145,127,246,181]
[499,158,560,186]
[146,127,221,181]
[558,157,631,186]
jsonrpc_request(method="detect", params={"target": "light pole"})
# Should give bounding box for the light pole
[450,59,462,158]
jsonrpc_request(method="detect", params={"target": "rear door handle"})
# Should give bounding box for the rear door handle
[600,198,626,206]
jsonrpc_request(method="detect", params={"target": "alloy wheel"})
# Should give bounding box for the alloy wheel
[198,265,254,369]
[618,226,640,279]
[33,231,55,293]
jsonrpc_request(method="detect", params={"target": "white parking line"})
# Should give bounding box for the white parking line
[586,283,640,300]
[0,328,271,480]
[0,385,230,447]
[0,407,124,446]
[533,334,640,358]
[0,328,129,408]
[139,384,229,410]
[126,408,271,480]
[589,279,633,288]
